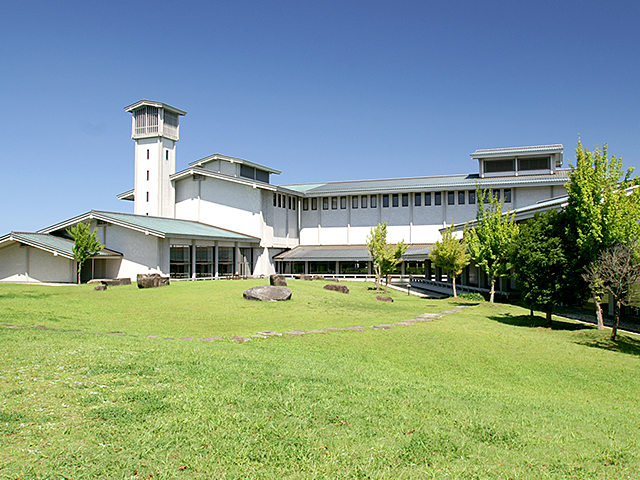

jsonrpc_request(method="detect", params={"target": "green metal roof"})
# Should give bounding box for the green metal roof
[38,211,260,242]
[274,244,432,261]
[0,232,121,260]
[280,170,570,196]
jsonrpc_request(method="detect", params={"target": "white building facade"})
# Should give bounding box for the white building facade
[0,100,569,284]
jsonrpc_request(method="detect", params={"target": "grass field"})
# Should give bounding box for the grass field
[1,280,640,479]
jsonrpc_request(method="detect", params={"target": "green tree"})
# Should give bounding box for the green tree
[563,139,640,312]
[67,222,104,284]
[366,222,407,293]
[429,223,470,297]
[511,210,568,326]
[467,188,519,303]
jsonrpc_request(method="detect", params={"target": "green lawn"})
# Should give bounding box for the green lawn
[1,280,639,479]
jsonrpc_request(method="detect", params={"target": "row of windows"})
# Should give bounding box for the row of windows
[145,149,170,160]
[301,190,512,211]
[273,193,297,210]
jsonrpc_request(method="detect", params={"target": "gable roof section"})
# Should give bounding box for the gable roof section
[280,170,570,196]
[188,153,281,175]
[0,232,121,260]
[470,144,564,158]
[124,99,187,116]
[38,211,259,242]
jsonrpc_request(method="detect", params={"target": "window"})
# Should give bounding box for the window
[415,193,421,206]
[133,106,159,136]
[303,198,309,210]
[493,189,501,200]
[166,150,169,160]
[435,192,441,205]
[292,197,296,210]
[218,247,235,276]
[195,246,214,278]
[518,157,550,171]
[164,111,179,138]
[273,193,277,206]
[402,193,408,207]
[392,194,399,207]
[239,248,253,276]
[340,196,347,209]
[352,196,358,209]
[255,169,270,183]
[383,194,389,207]
[278,194,281,208]
[170,245,191,278]
[312,198,318,210]
[146,170,149,181]
[484,159,515,173]
[331,197,338,209]
[146,192,149,202]
[425,192,431,206]
[469,190,476,204]
[240,164,255,180]
[361,195,367,208]
[146,149,149,160]
[448,192,455,205]
[323,197,329,210]
[504,189,512,203]
[458,191,465,205]
[288,196,292,209]
[370,195,377,208]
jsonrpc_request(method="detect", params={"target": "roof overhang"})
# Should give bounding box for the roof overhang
[0,232,121,260]
[273,244,433,262]
[188,153,281,175]
[117,189,134,201]
[470,144,564,159]
[124,99,186,116]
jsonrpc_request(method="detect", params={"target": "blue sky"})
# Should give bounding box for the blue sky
[1,0,639,234]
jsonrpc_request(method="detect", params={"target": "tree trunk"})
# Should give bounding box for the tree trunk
[77,263,81,285]
[384,274,389,293]
[594,296,604,330]
[529,307,534,318]
[545,309,552,327]
[610,299,621,341]
[452,276,457,297]
[489,278,495,303]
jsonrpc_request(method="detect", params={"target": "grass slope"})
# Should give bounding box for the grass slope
[1,280,639,479]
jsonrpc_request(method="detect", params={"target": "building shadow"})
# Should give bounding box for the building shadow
[487,313,593,331]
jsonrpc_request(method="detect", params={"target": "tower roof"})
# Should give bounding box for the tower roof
[124,99,187,116]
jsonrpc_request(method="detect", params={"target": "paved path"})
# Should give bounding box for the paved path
[0,305,475,344]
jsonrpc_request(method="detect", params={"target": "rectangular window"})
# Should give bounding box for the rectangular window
[146,149,149,160]
[448,192,455,205]
[352,196,358,209]
[165,150,169,160]
[146,192,149,202]
[361,195,367,208]
[518,157,550,171]
[195,246,214,278]
[402,193,408,207]
[415,193,421,206]
[146,170,149,181]
[332,197,338,209]
[278,194,281,208]
[383,194,389,208]
[169,245,191,279]
[218,246,235,276]
[458,191,465,205]
[484,159,515,173]
[469,190,476,204]
[425,192,431,206]
[273,193,277,206]
[323,197,329,210]
[288,196,291,209]
[370,195,377,208]
[240,164,255,180]
[239,248,253,276]
[303,198,309,210]
[435,192,441,206]
[292,197,296,210]
[392,194,399,207]
[255,169,270,183]
[312,198,318,210]
[504,189,512,203]
[340,196,347,209]
[493,189,501,200]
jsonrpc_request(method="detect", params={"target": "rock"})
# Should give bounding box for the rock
[94,284,107,291]
[300,274,312,281]
[312,275,324,281]
[269,274,288,286]
[230,336,250,343]
[376,295,393,302]
[137,273,170,289]
[89,278,132,286]
[324,284,349,294]
[243,285,292,301]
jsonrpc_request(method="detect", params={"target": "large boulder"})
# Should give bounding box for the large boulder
[269,274,288,286]
[376,295,393,302]
[324,284,349,294]
[88,278,132,286]
[300,274,312,281]
[137,273,170,289]
[243,285,292,301]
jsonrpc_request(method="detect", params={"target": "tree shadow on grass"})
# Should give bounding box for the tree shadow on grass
[576,335,640,357]
[487,313,593,331]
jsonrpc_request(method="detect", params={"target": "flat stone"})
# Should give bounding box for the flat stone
[372,325,393,330]
[306,330,326,333]
[198,336,224,341]
[345,326,365,331]
[252,334,268,339]
[147,335,159,338]
[322,327,344,331]
[33,325,48,329]
[89,278,132,286]
[269,274,288,287]
[376,295,394,302]
[284,331,305,336]
[311,275,324,281]
[137,273,170,289]
[300,274,313,281]
[107,332,125,335]
[243,285,292,302]
[230,336,250,343]
[258,331,283,336]
[163,337,175,340]
[324,284,349,294]
[179,337,193,341]
[94,284,107,291]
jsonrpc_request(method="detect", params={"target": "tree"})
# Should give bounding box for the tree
[67,223,104,284]
[467,188,519,303]
[581,262,606,330]
[429,223,470,297]
[366,222,407,293]
[511,210,568,326]
[589,241,640,341]
[563,140,640,312]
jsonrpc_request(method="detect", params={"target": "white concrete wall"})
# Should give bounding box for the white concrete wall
[133,136,176,218]
[0,242,75,283]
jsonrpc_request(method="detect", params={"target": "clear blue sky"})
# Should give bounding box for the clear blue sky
[1,0,639,234]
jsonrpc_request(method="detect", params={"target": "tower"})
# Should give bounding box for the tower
[124,100,187,217]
